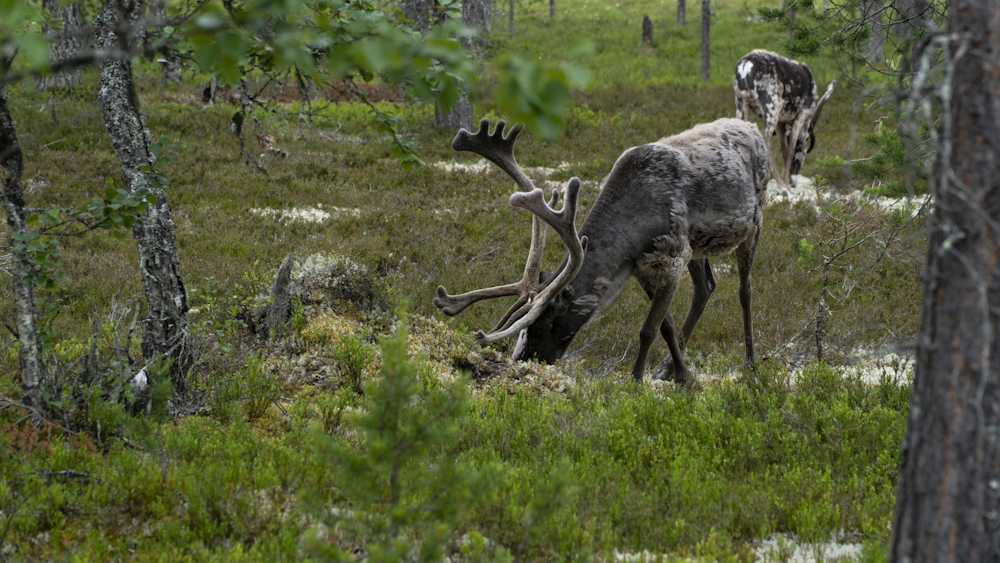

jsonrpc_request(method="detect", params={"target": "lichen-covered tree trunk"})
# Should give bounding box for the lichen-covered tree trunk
[700,0,709,81]
[95,0,190,381]
[38,0,83,90]
[434,96,473,131]
[0,59,44,406]
[890,1,1000,560]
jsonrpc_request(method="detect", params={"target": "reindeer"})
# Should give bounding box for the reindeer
[433,118,768,382]
[734,49,834,192]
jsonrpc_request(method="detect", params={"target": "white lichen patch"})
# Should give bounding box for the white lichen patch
[767,177,931,214]
[250,204,361,224]
[755,534,862,562]
[431,161,492,174]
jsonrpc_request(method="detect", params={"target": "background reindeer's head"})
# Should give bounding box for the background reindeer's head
[786,83,833,184]
[734,49,834,189]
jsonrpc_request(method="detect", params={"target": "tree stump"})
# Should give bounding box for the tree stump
[265,253,295,337]
[641,15,654,44]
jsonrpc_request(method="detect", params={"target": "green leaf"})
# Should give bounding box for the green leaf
[14,34,50,68]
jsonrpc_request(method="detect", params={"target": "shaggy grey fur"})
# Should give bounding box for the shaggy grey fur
[515,118,768,382]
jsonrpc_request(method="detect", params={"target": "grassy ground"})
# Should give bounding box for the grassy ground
[0,0,924,559]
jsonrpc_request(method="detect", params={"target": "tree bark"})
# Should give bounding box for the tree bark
[677,0,685,26]
[861,0,885,63]
[700,0,709,81]
[38,0,83,90]
[95,0,190,383]
[149,0,182,85]
[435,96,473,131]
[890,1,1000,560]
[508,0,514,37]
[0,57,44,407]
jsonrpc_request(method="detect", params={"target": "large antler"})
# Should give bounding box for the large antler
[810,81,835,128]
[433,119,587,344]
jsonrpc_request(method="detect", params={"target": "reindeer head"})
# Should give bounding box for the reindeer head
[434,119,588,354]
[788,81,835,185]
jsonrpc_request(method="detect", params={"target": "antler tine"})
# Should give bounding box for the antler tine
[435,117,550,323]
[810,81,835,127]
[476,178,588,343]
[452,118,535,193]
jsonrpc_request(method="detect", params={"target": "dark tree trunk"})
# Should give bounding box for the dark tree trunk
[508,0,514,37]
[38,0,83,90]
[700,0,709,81]
[403,0,434,30]
[549,0,554,19]
[677,0,685,26]
[890,1,1000,561]
[0,58,44,407]
[96,0,190,382]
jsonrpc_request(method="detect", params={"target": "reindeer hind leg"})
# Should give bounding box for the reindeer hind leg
[735,229,760,371]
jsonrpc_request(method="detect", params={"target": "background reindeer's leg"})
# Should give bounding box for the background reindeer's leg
[777,122,791,172]
[633,279,687,382]
[761,116,786,189]
[735,230,759,370]
[783,117,809,185]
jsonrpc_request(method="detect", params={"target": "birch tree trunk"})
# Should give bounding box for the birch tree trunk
[0,57,44,407]
[889,1,1000,560]
[700,0,709,81]
[38,0,83,90]
[95,0,190,382]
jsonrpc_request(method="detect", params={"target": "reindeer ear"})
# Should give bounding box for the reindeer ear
[539,271,554,285]
[811,81,835,128]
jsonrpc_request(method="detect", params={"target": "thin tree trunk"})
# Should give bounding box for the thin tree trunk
[890,1,1000,560]
[149,0,182,85]
[0,57,44,407]
[861,0,885,63]
[549,0,554,20]
[788,5,795,42]
[38,0,82,90]
[700,0,709,81]
[677,0,685,26]
[508,0,514,37]
[435,1,474,130]
[95,0,190,383]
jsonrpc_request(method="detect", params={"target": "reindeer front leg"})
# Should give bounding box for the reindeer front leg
[761,116,789,193]
[783,116,810,186]
[633,280,688,383]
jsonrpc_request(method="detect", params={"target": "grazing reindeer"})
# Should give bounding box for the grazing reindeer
[734,49,834,191]
[434,118,768,382]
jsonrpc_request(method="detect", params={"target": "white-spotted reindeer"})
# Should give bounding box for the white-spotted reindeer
[734,49,834,191]
[434,118,768,382]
